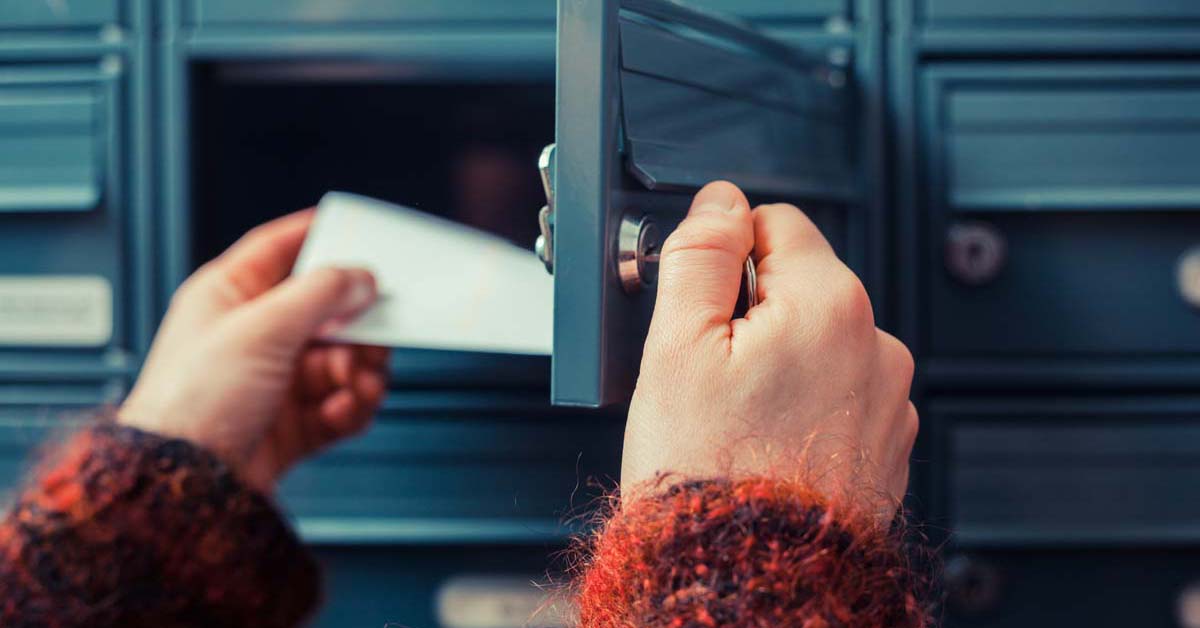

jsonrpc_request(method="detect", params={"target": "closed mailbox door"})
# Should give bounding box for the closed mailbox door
[550,0,858,407]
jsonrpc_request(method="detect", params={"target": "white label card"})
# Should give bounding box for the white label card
[436,575,576,628]
[0,275,113,347]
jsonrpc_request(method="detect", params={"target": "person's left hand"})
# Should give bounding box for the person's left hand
[120,209,390,493]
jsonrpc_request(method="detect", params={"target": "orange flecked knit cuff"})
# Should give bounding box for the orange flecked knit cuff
[575,478,936,628]
[0,422,321,628]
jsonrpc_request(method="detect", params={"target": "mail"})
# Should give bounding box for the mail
[292,192,553,355]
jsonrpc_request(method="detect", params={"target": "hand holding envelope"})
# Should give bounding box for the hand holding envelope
[292,192,553,355]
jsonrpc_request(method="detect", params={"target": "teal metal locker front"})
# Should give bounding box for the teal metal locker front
[1,0,1199,626]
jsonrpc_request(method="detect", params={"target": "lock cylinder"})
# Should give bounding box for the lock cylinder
[946,221,1007,286]
[1178,246,1200,310]
[617,213,661,294]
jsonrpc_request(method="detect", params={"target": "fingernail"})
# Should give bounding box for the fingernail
[316,318,348,338]
[345,272,376,310]
[690,181,742,216]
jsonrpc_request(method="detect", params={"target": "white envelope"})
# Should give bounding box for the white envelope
[292,192,553,355]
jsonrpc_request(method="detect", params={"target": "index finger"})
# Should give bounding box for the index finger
[210,208,316,300]
[751,203,834,262]
[750,203,837,299]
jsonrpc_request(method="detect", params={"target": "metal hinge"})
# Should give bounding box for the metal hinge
[534,143,556,274]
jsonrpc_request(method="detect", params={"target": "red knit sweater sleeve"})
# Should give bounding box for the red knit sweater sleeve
[0,422,321,628]
[574,478,936,628]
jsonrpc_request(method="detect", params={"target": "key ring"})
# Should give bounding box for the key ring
[744,256,759,309]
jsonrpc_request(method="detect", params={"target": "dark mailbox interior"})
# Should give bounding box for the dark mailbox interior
[190,63,554,267]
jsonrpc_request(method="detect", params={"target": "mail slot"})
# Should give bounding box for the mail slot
[922,63,1200,358]
[618,16,855,199]
[931,397,1200,547]
[0,68,110,213]
[929,64,1200,214]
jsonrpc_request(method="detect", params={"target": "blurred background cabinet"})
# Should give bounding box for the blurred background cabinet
[0,0,1198,626]
[894,1,1200,626]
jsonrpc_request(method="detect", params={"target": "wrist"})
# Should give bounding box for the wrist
[117,396,188,443]
[117,395,272,493]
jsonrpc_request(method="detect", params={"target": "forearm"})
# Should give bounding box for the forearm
[575,477,935,627]
[0,421,320,628]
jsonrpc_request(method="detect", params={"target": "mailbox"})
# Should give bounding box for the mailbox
[0,57,147,379]
[0,1,1198,626]
[547,0,859,407]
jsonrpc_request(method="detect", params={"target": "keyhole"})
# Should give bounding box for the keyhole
[642,243,661,265]
[945,554,1002,616]
[946,222,1006,286]
[962,571,988,603]
[966,241,985,268]
[637,220,662,286]
[618,213,661,293]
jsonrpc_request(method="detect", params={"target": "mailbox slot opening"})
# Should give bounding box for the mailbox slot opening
[189,61,554,268]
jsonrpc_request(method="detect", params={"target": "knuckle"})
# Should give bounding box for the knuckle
[661,218,746,260]
[761,202,804,219]
[307,266,351,293]
[236,221,273,248]
[880,331,915,382]
[899,347,916,382]
[169,271,209,307]
[904,402,920,443]
[756,202,824,239]
[756,202,803,221]
[830,269,874,330]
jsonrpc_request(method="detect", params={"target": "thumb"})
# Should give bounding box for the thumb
[235,267,377,350]
[648,181,753,346]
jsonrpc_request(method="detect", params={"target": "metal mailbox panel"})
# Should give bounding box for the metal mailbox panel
[0,1,120,29]
[311,546,573,628]
[689,0,849,22]
[552,0,856,406]
[278,394,623,541]
[933,397,1200,547]
[0,84,101,213]
[928,211,1200,356]
[0,384,123,504]
[183,0,555,25]
[922,63,1200,357]
[921,0,1200,25]
[619,17,854,200]
[940,549,1200,627]
[931,65,1200,214]
[182,0,844,27]
[0,63,132,370]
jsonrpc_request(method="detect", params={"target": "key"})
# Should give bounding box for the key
[744,256,759,309]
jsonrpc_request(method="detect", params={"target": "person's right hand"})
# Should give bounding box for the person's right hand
[622,181,917,518]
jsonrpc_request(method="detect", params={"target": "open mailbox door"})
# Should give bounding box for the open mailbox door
[543,0,857,407]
